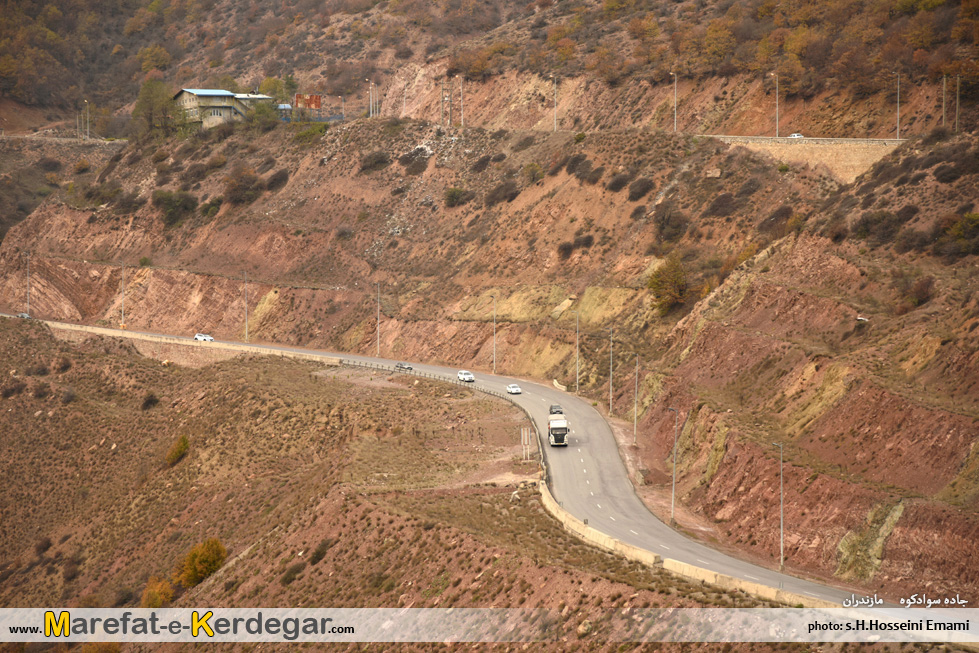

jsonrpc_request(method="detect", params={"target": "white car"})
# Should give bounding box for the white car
[194,333,214,342]
[788,133,804,139]
[457,370,475,382]
[506,384,522,395]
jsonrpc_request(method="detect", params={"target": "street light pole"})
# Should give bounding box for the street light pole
[955,75,960,133]
[608,327,613,416]
[942,75,947,128]
[25,251,30,316]
[670,72,677,133]
[244,271,248,343]
[120,261,125,328]
[773,442,785,572]
[895,72,901,140]
[376,281,380,357]
[339,95,345,121]
[669,407,679,526]
[574,311,579,394]
[633,354,639,445]
[459,75,464,129]
[492,295,496,374]
[771,72,779,138]
[551,74,557,132]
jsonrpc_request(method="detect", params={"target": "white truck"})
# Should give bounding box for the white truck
[547,414,569,446]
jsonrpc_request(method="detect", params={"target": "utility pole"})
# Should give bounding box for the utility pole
[669,407,679,526]
[551,74,557,132]
[492,296,496,374]
[459,75,464,129]
[448,79,453,127]
[440,79,444,127]
[573,311,579,394]
[85,100,90,140]
[25,251,30,316]
[670,72,677,133]
[955,75,960,133]
[376,281,380,357]
[339,96,345,121]
[773,442,785,572]
[403,81,407,117]
[608,327,613,416]
[244,271,248,343]
[942,75,947,128]
[771,72,779,138]
[895,72,901,140]
[633,354,639,445]
[120,261,125,328]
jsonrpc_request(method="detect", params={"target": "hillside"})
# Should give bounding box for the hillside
[1,109,978,603]
[0,319,783,648]
[1,0,977,141]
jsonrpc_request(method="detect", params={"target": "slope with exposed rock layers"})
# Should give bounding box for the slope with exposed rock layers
[1,116,978,602]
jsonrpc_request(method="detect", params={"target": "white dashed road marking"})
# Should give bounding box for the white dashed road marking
[630,530,638,535]
[745,575,759,581]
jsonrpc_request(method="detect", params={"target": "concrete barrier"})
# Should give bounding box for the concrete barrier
[538,481,662,568]
[552,379,567,391]
[661,558,840,609]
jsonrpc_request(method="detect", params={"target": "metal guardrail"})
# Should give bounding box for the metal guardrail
[339,359,548,482]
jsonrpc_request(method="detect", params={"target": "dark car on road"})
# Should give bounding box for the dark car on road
[549,404,564,415]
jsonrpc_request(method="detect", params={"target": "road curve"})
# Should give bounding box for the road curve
[7,315,858,605]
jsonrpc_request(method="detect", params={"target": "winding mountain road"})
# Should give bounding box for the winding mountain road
[7,315,858,605]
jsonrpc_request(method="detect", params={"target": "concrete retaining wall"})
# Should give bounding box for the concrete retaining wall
[710,136,902,184]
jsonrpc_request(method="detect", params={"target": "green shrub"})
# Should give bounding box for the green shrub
[293,122,328,145]
[223,166,263,204]
[200,196,223,218]
[74,159,91,174]
[165,434,189,467]
[152,190,198,226]
[141,392,159,410]
[606,171,634,192]
[522,163,544,184]
[574,132,586,143]
[175,538,226,588]
[38,157,62,172]
[359,150,391,173]
[485,180,519,207]
[139,256,152,267]
[265,169,289,191]
[309,538,334,565]
[513,135,535,151]
[627,177,655,201]
[280,562,306,585]
[471,155,492,173]
[444,187,474,207]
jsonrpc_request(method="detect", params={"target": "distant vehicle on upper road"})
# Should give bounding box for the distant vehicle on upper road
[16,313,30,319]
[788,133,804,139]
[457,370,475,382]
[395,362,413,371]
[506,383,522,394]
[194,333,214,342]
[549,404,564,415]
